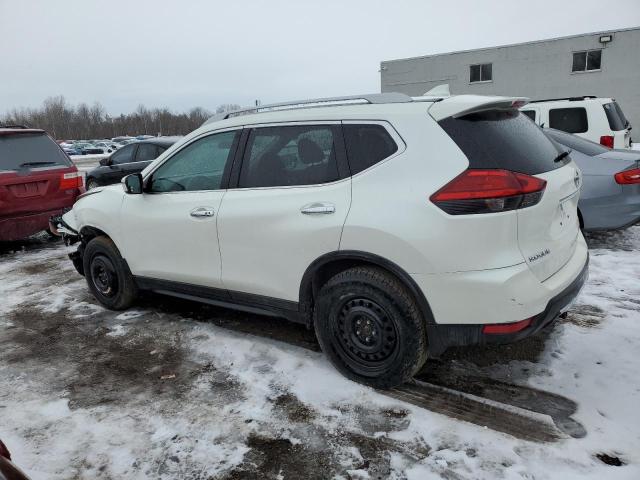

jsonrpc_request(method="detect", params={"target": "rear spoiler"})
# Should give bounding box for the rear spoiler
[428,95,529,121]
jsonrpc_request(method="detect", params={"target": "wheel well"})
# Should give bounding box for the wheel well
[80,226,109,243]
[300,252,435,328]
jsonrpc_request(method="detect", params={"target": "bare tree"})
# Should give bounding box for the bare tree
[1,96,217,139]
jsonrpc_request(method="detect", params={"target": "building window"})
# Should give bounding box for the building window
[469,63,492,83]
[572,50,602,72]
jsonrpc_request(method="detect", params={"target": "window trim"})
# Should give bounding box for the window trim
[341,120,406,177]
[469,62,493,84]
[228,121,351,191]
[143,128,242,194]
[571,49,602,74]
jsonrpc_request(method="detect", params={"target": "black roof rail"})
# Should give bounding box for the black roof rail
[0,124,30,129]
[528,96,597,103]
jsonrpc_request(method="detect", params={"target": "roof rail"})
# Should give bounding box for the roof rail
[528,96,597,103]
[0,124,29,129]
[204,92,437,125]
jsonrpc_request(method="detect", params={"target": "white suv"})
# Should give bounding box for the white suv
[53,93,589,388]
[520,96,632,149]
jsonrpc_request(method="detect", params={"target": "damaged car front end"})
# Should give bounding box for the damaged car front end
[49,212,85,276]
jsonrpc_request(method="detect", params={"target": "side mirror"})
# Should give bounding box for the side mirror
[99,157,110,166]
[122,173,143,194]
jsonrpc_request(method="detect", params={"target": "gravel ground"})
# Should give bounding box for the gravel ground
[0,228,639,479]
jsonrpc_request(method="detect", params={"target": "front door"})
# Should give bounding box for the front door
[119,129,240,287]
[218,123,351,302]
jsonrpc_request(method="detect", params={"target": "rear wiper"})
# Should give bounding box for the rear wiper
[553,150,571,163]
[19,161,57,168]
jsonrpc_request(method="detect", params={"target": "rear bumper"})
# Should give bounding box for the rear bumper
[426,254,589,356]
[0,208,72,241]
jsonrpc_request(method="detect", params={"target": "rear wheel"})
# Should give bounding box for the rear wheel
[314,266,428,389]
[83,236,137,310]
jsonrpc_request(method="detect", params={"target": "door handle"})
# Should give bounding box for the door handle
[300,202,336,215]
[190,207,215,218]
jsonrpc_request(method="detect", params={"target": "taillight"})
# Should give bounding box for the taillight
[482,317,533,334]
[60,171,83,190]
[600,135,614,148]
[430,169,547,215]
[615,168,640,185]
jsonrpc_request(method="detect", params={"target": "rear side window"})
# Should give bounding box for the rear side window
[549,108,588,133]
[439,109,564,175]
[135,143,159,162]
[545,129,609,156]
[343,124,398,175]
[0,133,71,171]
[239,125,340,188]
[603,102,628,131]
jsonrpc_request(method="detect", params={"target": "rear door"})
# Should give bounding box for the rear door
[217,123,351,302]
[120,142,158,176]
[0,131,80,218]
[437,108,582,282]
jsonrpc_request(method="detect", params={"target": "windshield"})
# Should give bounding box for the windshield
[0,133,71,171]
[603,102,629,131]
[545,129,610,156]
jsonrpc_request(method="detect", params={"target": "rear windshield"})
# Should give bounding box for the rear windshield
[0,133,71,171]
[603,102,629,131]
[545,128,609,156]
[438,109,566,175]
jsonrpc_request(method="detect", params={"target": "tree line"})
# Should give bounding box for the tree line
[1,96,241,140]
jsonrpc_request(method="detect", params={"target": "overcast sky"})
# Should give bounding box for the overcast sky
[2,0,639,115]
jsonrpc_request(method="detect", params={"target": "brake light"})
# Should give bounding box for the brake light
[482,318,533,334]
[60,171,83,190]
[615,168,640,185]
[600,135,614,148]
[430,169,547,215]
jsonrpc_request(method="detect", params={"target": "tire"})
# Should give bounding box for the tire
[314,266,428,389]
[83,236,137,310]
[86,178,100,190]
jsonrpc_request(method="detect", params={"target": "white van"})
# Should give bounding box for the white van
[520,96,632,149]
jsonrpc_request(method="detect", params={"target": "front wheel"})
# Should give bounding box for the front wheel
[314,266,428,389]
[83,236,137,310]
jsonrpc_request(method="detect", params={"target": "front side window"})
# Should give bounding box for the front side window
[135,143,159,162]
[572,50,602,72]
[470,63,492,83]
[111,144,135,165]
[149,131,239,192]
[549,108,588,134]
[239,125,339,188]
[343,124,398,175]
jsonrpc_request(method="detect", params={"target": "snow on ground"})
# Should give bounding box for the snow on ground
[0,229,639,479]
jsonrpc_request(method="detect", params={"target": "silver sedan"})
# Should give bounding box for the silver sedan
[545,128,640,231]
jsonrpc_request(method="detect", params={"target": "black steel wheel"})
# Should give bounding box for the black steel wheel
[83,236,137,310]
[314,266,428,389]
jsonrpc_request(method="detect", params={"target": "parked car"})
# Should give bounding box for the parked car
[544,128,640,230]
[0,126,83,241]
[91,141,116,154]
[0,440,31,480]
[62,145,82,156]
[53,93,588,388]
[84,137,179,189]
[520,96,632,149]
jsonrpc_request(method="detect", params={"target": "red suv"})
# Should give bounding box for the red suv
[0,126,83,241]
